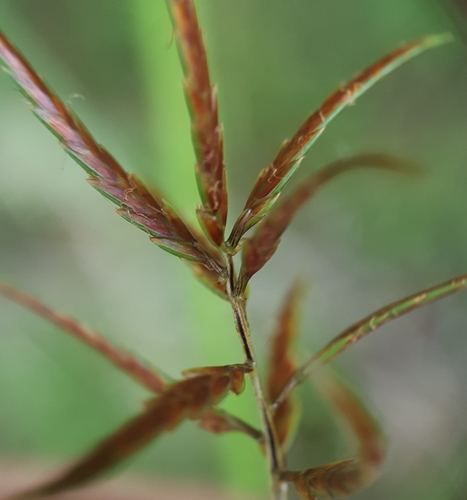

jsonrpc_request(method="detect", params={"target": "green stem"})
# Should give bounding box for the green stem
[225,255,287,500]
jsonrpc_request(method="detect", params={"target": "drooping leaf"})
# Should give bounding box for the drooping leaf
[0,32,223,274]
[282,372,385,500]
[266,280,304,449]
[0,281,167,394]
[168,0,228,246]
[227,34,452,249]
[10,367,245,498]
[237,154,420,293]
[274,273,467,408]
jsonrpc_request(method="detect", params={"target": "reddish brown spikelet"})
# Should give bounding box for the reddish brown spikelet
[237,153,420,292]
[169,0,228,246]
[266,281,304,448]
[183,363,250,395]
[197,409,264,443]
[11,369,242,498]
[0,32,223,272]
[282,375,385,499]
[227,35,451,249]
[0,281,167,394]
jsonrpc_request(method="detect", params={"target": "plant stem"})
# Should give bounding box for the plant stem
[225,255,287,500]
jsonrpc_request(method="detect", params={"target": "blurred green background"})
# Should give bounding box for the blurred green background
[1,0,467,498]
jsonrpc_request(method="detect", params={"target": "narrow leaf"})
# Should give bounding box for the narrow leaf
[237,153,420,293]
[0,281,166,393]
[10,368,243,498]
[274,273,467,408]
[227,34,452,249]
[266,280,304,449]
[168,0,228,246]
[282,373,385,499]
[0,31,223,273]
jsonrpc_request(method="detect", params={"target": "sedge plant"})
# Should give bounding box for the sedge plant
[0,1,465,499]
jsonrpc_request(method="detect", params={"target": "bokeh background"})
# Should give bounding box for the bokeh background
[1,0,467,498]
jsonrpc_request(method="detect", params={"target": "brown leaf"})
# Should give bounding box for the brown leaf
[10,368,243,498]
[0,31,223,273]
[227,34,451,249]
[282,373,385,499]
[266,281,304,448]
[168,0,228,246]
[237,153,420,292]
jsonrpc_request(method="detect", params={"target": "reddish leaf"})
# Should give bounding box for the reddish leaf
[0,31,223,273]
[237,153,420,293]
[10,368,244,498]
[274,273,467,408]
[266,281,304,448]
[227,34,452,249]
[282,373,385,499]
[168,0,228,246]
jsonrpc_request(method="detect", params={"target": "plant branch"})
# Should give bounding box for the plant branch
[0,281,262,443]
[274,273,467,409]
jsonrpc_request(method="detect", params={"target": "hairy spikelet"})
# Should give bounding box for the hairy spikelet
[9,366,247,498]
[0,32,224,274]
[282,374,385,500]
[169,0,228,246]
[227,34,452,249]
[237,154,421,293]
[266,281,304,448]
